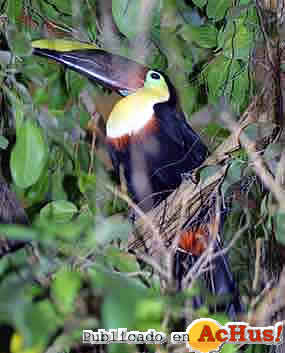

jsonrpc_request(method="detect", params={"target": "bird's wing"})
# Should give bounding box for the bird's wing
[154,104,209,170]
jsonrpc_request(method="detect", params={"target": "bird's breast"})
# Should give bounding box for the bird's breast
[106,114,159,151]
[106,88,168,139]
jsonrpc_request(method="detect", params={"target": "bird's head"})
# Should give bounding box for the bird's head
[32,39,176,101]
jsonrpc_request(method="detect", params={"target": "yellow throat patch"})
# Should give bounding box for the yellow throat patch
[106,71,170,138]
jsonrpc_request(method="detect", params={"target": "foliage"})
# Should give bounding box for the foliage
[0,1,283,353]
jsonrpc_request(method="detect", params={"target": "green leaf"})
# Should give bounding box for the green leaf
[106,247,139,272]
[40,200,78,223]
[275,212,285,246]
[6,26,32,57]
[243,123,260,141]
[14,100,26,136]
[11,120,47,188]
[51,268,82,315]
[206,0,231,20]
[218,20,253,60]
[135,297,164,331]
[7,0,23,25]
[112,0,161,39]
[230,68,249,112]
[0,224,38,241]
[204,55,227,101]
[221,343,238,353]
[32,86,50,105]
[102,288,136,329]
[203,54,241,104]
[226,160,243,181]
[264,143,283,161]
[78,173,96,194]
[55,0,72,14]
[227,3,254,19]
[200,165,222,183]
[180,24,218,48]
[192,0,207,8]
[0,281,31,341]
[21,300,62,347]
[221,159,243,195]
[210,313,230,325]
[35,215,89,242]
[0,135,9,150]
[245,344,265,353]
[66,70,88,98]
[204,123,229,139]
[25,170,49,205]
[50,169,67,201]
[94,216,132,245]
[39,1,72,25]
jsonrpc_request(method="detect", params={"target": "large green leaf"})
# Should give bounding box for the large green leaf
[25,169,50,205]
[112,0,161,39]
[51,268,82,314]
[21,300,62,347]
[102,282,141,329]
[39,0,72,25]
[180,24,218,48]
[11,120,47,188]
[203,55,234,102]
[206,0,232,21]
[218,20,253,59]
[40,200,78,223]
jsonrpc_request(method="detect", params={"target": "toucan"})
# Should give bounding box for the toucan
[31,39,243,318]
[31,40,208,211]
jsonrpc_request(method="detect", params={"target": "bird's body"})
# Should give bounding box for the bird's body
[32,39,242,318]
[106,79,208,210]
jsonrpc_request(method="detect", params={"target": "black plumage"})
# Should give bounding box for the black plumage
[107,74,209,211]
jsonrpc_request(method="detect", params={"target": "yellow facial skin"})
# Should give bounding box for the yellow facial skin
[32,39,98,52]
[106,70,170,138]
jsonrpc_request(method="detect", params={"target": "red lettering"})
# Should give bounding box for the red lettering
[216,329,228,342]
[248,329,262,342]
[276,324,283,342]
[263,329,274,342]
[198,325,215,342]
[228,324,247,342]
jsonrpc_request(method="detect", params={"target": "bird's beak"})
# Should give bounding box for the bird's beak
[32,40,148,96]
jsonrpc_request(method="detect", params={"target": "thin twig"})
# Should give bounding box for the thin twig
[252,237,262,292]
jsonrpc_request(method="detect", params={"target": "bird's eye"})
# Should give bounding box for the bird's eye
[150,72,161,80]
[144,70,167,90]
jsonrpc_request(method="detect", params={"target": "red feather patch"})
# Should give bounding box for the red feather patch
[179,226,209,256]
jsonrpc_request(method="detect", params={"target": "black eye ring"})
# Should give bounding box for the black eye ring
[150,72,160,80]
